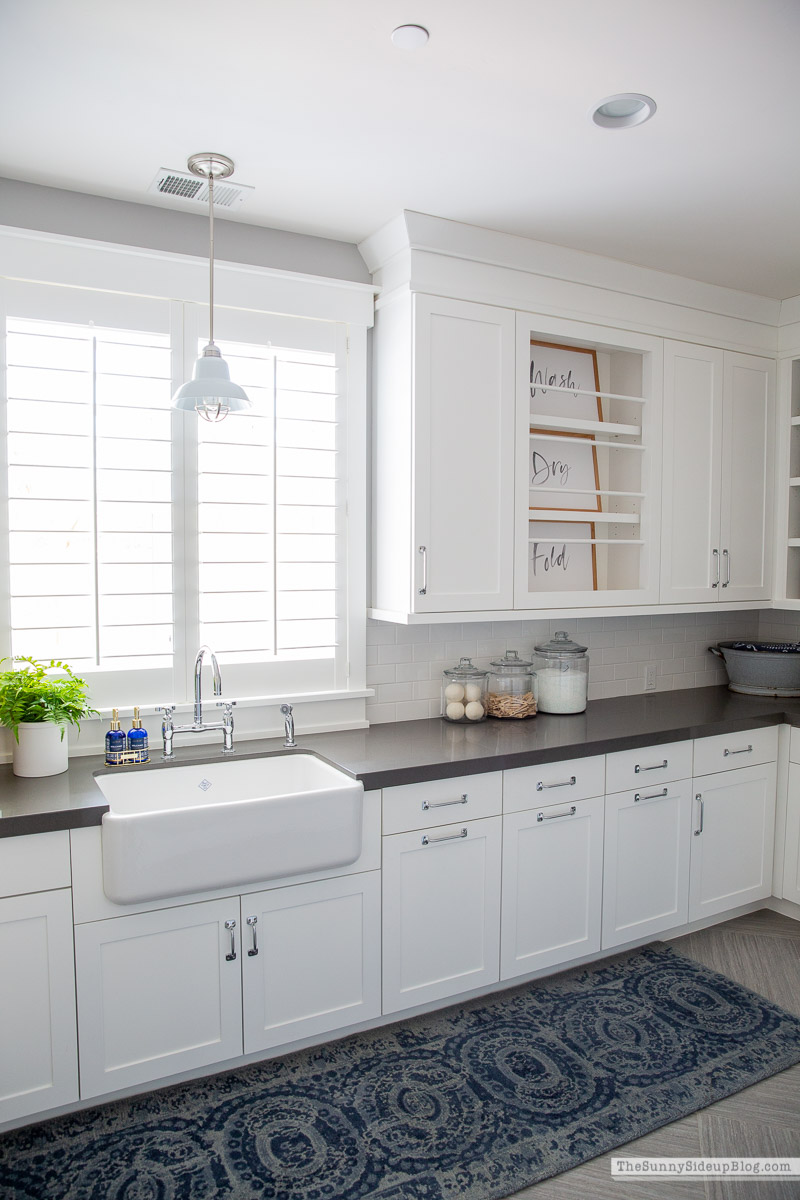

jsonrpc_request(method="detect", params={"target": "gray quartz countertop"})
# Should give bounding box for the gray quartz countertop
[2,685,799,838]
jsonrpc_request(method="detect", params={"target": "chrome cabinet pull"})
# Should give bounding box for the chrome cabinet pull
[634,787,669,803]
[224,918,237,961]
[536,776,576,791]
[422,828,468,845]
[712,547,720,588]
[536,805,577,822]
[418,545,428,595]
[246,915,259,957]
[422,794,468,811]
[723,744,753,757]
[694,793,704,836]
[722,548,730,587]
[634,759,668,774]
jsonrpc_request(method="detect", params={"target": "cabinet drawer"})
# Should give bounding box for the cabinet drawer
[605,740,692,794]
[503,755,605,813]
[382,772,502,835]
[693,725,778,777]
[0,830,71,898]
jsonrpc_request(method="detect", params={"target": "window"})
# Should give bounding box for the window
[0,253,368,715]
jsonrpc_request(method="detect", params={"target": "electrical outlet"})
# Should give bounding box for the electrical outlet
[644,664,657,692]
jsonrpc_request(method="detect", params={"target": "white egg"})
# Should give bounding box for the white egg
[464,683,482,703]
[465,701,485,720]
[444,682,465,702]
[445,701,466,720]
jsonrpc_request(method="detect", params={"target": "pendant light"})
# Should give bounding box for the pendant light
[171,152,251,423]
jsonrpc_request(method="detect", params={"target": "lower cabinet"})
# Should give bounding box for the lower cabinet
[0,888,79,1123]
[784,763,800,906]
[382,816,502,1014]
[501,795,604,979]
[689,762,777,921]
[75,872,382,1099]
[602,781,692,949]
[242,872,381,1055]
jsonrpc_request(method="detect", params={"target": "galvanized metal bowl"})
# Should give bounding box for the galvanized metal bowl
[709,641,800,696]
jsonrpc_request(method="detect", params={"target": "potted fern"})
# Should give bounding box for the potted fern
[0,657,98,777]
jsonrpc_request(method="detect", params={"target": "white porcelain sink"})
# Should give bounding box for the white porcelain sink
[97,752,364,904]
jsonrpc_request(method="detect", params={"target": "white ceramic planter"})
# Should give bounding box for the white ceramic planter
[13,721,69,777]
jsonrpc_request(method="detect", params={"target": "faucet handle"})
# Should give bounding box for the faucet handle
[279,703,293,717]
[157,704,175,720]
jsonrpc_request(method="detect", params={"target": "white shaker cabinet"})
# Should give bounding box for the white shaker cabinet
[501,795,604,980]
[371,293,515,616]
[661,341,774,604]
[0,888,79,1124]
[689,762,777,921]
[783,763,800,906]
[75,898,244,1099]
[382,816,502,1014]
[241,871,381,1055]
[602,781,693,949]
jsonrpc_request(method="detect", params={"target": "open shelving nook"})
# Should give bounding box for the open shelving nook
[514,316,663,609]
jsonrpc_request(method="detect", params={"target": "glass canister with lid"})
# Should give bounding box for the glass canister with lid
[533,631,589,714]
[486,650,538,718]
[441,657,489,723]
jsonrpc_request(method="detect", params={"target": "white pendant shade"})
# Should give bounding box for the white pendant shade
[172,345,251,423]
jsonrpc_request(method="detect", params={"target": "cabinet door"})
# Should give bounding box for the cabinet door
[720,352,775,601]
[242,872,381,1055]
[75,898,243,1099]
[661,340,724,603]
[782,763,800,906]
[602,781,692,949]
[689,763,777,922]
[413,295,515,612]
[382,816,502,1014]
[0,889,78,1124]
[501,795,603,981]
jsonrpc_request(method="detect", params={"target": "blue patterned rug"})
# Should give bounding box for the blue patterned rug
[2,942,800,1200]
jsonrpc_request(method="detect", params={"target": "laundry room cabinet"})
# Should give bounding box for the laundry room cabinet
[660,341,775,604]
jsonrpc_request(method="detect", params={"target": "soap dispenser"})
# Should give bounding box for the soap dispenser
[105,709,127,766]
[127,707,149,764]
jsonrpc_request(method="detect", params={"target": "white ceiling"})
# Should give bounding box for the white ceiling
[2,0,799,298]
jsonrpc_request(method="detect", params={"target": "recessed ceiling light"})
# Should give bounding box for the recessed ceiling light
[391,24,429,49]
[591,93,657,129]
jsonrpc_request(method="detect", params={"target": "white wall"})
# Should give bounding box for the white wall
[0,178,371,284]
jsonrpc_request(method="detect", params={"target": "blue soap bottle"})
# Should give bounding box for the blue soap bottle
[127,707,149,764]
[105,709,126,766]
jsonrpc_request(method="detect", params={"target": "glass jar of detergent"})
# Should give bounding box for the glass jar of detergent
[533,631,589,714]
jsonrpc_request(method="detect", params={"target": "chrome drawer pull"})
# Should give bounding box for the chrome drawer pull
[224,918,237,961]
[634,759,668,773]
[537,805,577,822]
[422,794,468,811]
[694,793,704,836]
[422,828,468,845]
[246,915,259,957]
[536,776,576,791]
[634,787,668,803]
[723,745,753,756]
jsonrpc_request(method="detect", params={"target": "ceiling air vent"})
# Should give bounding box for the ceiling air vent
[148,169,253,209]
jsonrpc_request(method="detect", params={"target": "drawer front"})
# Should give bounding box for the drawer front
[693,725,778,777]
[503,755,605,814]
[605,740,693,794]
[382,772,502,835]
[0,830,71,898]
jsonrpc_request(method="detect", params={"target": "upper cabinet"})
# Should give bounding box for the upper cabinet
[660,342,775,604]
[371,293,515,615]
[363,212,779,623]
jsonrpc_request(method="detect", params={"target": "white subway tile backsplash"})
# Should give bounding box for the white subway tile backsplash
[365,610,761,725]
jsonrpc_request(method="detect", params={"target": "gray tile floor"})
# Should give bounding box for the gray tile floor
[511,910,800,1200]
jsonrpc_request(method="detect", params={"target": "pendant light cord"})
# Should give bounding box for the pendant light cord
[208,171,215,347]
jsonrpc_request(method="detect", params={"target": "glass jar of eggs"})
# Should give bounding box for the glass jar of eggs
[441,657,489,723]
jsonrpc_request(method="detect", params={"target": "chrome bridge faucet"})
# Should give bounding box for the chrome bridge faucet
[158,645,235,759]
